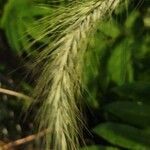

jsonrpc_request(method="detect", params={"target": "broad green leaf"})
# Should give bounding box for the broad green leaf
[81,145,119,150]
[114,82,150,102]
[30,5,54,16]
[114,0,130,15]
[134,35,150,59]
[25,19,50,44]
[144,10,150,27]
[83,34,110,108]
[93,122,150,150]
[105,101,150,127]
[1,0,52,53]
[125,11,140,29]
[107,38,133,85]
[125,11,144,36]
[0,0,33,52]
[98,20,121,38]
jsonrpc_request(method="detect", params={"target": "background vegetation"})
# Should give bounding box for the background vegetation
[0,0,150,149]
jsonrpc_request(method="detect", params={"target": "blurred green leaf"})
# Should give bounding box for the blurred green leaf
[114,0,130,15]
[81,145,119,150]
[93,122,150,150]
[107,38,134,85]
[98,20,121,38]
[105,101,150,127]
[125,11,140,29]
[0,0,52,53]
[113,82,150,102]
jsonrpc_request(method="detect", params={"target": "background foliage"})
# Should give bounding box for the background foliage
[0,0,150,149]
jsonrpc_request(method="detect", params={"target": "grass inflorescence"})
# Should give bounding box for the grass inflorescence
[30,0,121,149]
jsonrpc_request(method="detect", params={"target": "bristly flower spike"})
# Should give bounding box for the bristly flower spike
[31,0,121,149]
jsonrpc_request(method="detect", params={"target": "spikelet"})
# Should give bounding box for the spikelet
[31,0,121,149]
